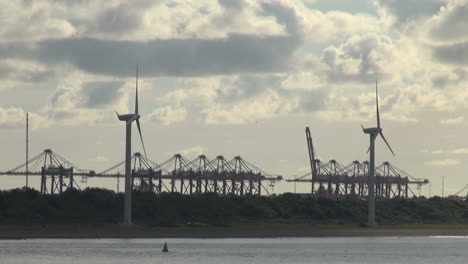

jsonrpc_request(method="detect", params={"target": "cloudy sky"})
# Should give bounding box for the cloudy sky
[1,0,467,196]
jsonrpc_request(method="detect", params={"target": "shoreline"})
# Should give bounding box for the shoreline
[1,224,468,239]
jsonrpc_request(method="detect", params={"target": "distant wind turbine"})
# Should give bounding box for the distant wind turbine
[361,81,395,226]
[116,65,147,225]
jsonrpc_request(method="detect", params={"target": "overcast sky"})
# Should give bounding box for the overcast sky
[1,0,468,196]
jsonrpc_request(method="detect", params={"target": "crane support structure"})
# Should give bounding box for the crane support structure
[1,148,429,199]
[4,149,82,194]
[286,127,429,199]
[306,127,317,194]
[1,149,283,196]
[287,159,429,199]
[450,184,468,200]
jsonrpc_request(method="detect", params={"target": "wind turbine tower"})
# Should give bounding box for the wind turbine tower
[361,81,395,226]
[116,65,147,225]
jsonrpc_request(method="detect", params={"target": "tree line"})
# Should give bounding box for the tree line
[0,188,466,226]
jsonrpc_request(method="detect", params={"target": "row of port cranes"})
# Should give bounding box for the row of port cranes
[286,127,430,199]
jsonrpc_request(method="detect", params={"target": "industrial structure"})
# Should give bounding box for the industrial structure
[287,83,429,203]
[449,184,468,200]
[2,146,430,199]
[287,157,429,199]
[1,83,430,201]
[1,149,283,196]
[4,149,84,194]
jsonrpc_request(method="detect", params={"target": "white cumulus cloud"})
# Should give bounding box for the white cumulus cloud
[88,155,110,163]
[148,106,188,125]
[425,159,460,166]
[440,116,464,125]
[177,145,206,157]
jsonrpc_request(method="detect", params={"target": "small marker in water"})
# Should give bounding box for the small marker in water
[162,242,169,252]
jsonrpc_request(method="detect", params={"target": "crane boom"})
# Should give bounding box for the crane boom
[454,184,468,196]
[306,127,317,193]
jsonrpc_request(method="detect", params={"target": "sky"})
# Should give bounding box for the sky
[1,0,468,196]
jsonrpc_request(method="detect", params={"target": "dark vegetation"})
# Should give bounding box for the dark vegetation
[0,188,467,226]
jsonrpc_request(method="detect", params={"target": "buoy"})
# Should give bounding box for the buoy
[162,242,169,252]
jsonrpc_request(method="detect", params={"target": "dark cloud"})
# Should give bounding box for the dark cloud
[48,87,81,108]
[294,89,327,112]
[432,68,468,88]
[308,0,376,15]
[93,3,143,34]
[82,81,123,108]
[218,0,244,10]
[0,44,30,60]
[0,1,302,78]
[261,2,301,36]
[429,2,468,42]
[216,75,283,103]
[432,75,449,88]
[34,34,299,77]
[433,42,468,65]
[381,88,400,112]
[378,0,446,23]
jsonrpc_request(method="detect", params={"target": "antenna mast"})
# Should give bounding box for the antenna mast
[442,176,445,197]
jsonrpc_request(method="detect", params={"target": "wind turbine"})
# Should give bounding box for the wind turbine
[116,65,147,225]
[361,81,395,226]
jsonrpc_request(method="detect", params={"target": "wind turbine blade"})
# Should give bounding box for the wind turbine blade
[376,80,380,129]
[135,64,139,115]
[136,119,147,159]
[379,131,395,156]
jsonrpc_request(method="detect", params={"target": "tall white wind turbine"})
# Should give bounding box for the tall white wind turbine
[116,65,147,225]
[361,81,395,226]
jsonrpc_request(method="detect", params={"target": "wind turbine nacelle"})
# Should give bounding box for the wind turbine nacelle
[363,127,381,134]
[118,113,139,122]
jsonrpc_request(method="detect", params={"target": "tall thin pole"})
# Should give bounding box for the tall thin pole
[441,176,445,198]
[26,112,29,188]
[429,184,432,197]
[124,123,132,225]
[368,134,376,226]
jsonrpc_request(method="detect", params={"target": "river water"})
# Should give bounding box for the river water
[1,237,467,263]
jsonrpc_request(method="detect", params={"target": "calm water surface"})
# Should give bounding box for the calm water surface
[1,237,467,264]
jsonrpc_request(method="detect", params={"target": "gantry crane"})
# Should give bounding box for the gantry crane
[453,184,468,199]
[306,127,317,194]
